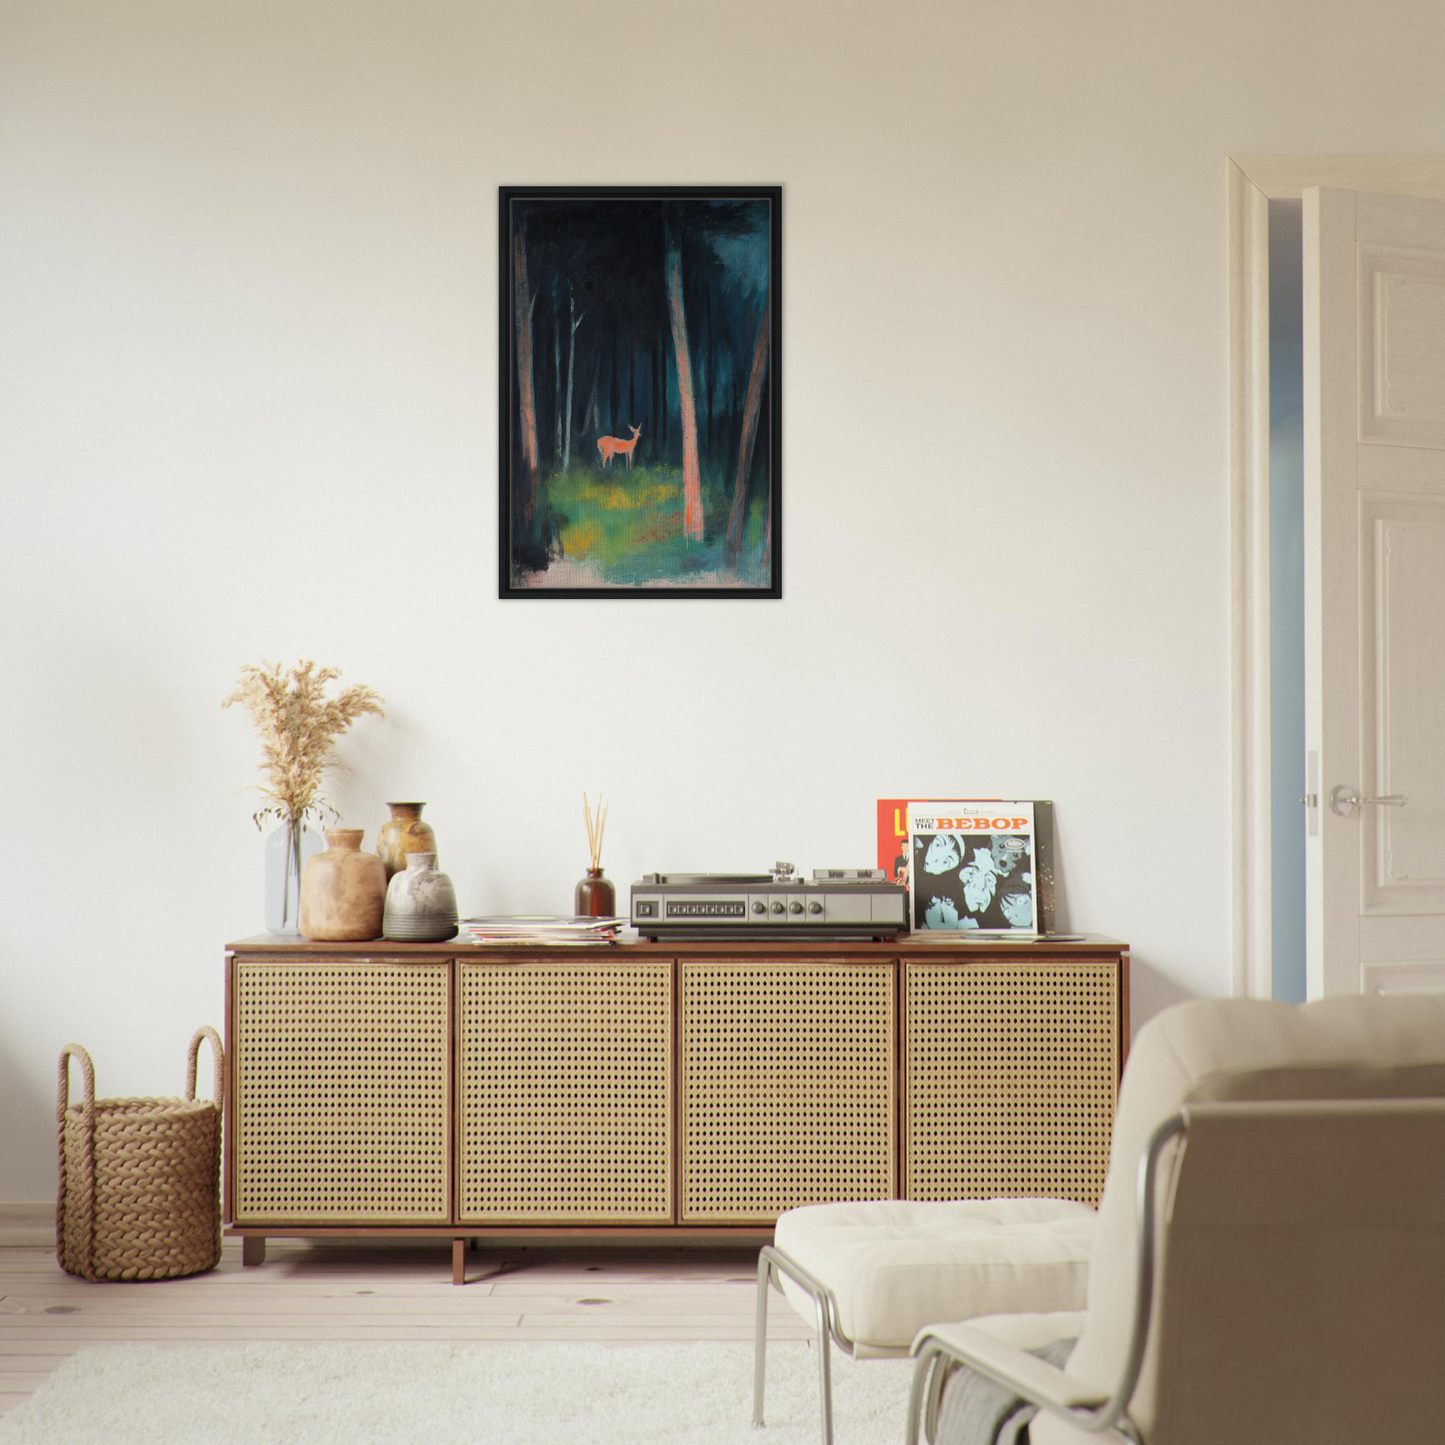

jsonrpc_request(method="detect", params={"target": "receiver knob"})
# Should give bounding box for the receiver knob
[789,901,804,915]
[808,901,823,915]
[752,901,766,914]
[770,902,785,915]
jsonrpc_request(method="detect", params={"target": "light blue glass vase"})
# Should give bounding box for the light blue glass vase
[263,820,324,934]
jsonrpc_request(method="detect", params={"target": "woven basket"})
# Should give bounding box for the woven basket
[57,1027,224,1282]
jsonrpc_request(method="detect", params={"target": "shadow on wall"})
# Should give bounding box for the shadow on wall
[0,1032,59,1203]
[1037,856,1194,1042]
[1126,957,1196,1040]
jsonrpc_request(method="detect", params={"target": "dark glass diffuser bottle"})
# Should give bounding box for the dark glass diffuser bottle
[575,867,616,917]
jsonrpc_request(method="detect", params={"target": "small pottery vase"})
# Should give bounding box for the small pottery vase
[383,853,459,942]
[299,829,385,941]
[376,802,438,881]
[575,867,616,918]
[263,819,324,935]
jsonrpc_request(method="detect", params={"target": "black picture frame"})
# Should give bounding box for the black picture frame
[499,185,781,599]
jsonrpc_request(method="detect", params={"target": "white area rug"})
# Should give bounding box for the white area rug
[0,1340,914,1444]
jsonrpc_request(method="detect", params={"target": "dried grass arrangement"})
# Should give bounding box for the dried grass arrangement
[223,660,385,830]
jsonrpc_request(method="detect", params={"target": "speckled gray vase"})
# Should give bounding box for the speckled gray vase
[382,852,458,942]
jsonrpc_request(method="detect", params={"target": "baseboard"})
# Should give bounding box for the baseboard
[0,1201,53,1247]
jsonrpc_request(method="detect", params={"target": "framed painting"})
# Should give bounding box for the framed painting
[499,185,781,598]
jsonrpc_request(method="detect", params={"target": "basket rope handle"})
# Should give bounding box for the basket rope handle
[56,1042,98,1275]
[57,1043,95,1125]
[185,1026,225,1108]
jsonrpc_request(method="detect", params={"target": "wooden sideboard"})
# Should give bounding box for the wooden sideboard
[224,935,1129,1281]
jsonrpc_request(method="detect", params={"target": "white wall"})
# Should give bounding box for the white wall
[3,0,1442,1200]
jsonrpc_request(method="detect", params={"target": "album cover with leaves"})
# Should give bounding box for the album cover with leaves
[883,799,1055,934]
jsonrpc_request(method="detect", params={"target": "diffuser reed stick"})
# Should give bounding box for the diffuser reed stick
[582,791,608,870]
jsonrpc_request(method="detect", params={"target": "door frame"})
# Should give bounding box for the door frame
[1227,157,1445,999]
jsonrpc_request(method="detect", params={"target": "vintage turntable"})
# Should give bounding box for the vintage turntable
[630,863,907,940]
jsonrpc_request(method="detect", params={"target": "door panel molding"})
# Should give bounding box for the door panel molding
[1359,244,1445,447]
[1361,497,1445,912]
[1364,960,1445,994]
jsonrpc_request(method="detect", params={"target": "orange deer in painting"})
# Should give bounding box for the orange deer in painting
[597,424,642,470]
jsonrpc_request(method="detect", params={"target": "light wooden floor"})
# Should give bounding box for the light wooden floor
[0,1239,812,1416]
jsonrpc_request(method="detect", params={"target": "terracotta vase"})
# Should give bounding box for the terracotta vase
[383,853,459,942]
[575,867,616,918]
[376,802,438,881]
[299,829,385,941]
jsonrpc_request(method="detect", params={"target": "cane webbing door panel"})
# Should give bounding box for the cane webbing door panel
[233,959,450,1223]
[679,959,895,1222]
[225,938,1126,1248]
[904,960,1118,1205]
[457,959,673,1222]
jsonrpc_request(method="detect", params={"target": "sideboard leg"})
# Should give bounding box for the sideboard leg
[241,1236,266,1268]
[452,1237,465,1285]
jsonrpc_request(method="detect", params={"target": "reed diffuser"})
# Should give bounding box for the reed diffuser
[575,792,616,918]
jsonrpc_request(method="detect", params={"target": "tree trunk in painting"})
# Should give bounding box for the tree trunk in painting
[651,340,659,456]
[579,347,600,442]
[706,293,716,460]
[657,332,668,452]
[552,277,562,467]
[608,329,618,435]
[562,283,582,474]
[726,286,771,555]
[512,224,539,516]
[664,215,704,541]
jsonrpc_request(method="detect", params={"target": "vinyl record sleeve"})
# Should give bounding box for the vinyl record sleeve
[877,798,1055,933]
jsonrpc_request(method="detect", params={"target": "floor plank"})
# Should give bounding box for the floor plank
[0,1241,808,1415]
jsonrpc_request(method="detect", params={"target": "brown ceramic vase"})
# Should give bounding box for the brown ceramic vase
[574,868,616,918]
[299,829,386,941]
[376,802,438,881]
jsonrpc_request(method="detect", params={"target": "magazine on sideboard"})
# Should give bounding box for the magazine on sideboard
[875,798,1056,935]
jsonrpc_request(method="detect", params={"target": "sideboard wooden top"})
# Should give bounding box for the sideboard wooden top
[228,932,1127,958]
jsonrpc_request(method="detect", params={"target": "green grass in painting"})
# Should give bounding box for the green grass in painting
[545,463,769,587]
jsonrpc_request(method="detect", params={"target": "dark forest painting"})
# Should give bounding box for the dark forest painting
[499,187,780,597]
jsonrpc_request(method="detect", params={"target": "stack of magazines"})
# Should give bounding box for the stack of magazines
[458,915,627,946]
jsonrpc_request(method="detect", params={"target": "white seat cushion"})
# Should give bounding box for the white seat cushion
[772,1198,1096,1355]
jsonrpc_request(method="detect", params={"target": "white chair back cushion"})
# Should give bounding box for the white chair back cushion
[1030,993,1445,1445]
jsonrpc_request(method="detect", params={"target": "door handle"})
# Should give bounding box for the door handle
[1329,786,1408,816]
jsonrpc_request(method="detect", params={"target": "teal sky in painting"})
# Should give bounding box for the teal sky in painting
[707,200,770,301]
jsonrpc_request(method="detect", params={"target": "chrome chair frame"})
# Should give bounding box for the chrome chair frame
[904,1114,1186,1445]
[753,1243,873,1445]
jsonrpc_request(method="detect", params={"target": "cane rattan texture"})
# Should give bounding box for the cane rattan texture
[234,961,449,1223]
[56,1029,224,1282]
[458,960,672,1222]
[679,959,895,1223]
[904,960,1118,1206]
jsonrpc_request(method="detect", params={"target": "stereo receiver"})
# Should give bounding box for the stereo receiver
[631,863,906,941]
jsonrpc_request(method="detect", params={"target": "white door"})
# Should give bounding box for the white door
[1305,186,1445,996]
